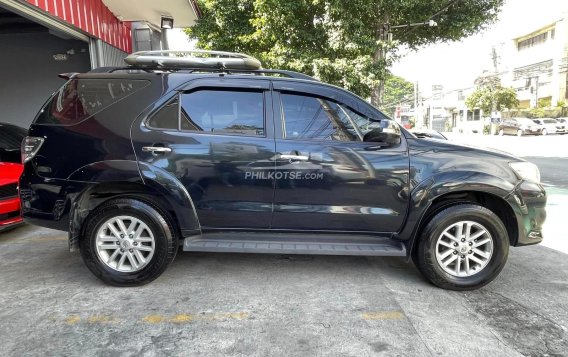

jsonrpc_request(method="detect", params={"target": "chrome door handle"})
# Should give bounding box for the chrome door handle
[280,154,309,161]
[142,146,172,153]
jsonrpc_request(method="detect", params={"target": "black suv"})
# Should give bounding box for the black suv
[19,51,546,290]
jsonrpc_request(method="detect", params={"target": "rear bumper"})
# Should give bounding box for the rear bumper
[19,162,84,232]
[0,197,23,231]
[506,180,547,246]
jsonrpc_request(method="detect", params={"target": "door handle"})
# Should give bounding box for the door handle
[364,144,385,151]
[142,146,172,154]
[280,154,309,161]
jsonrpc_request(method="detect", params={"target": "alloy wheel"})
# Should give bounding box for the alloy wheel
[435,220,494,277]
[95,215,156,272]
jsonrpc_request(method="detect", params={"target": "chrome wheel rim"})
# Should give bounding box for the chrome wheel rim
[435,220,493,277]
[95,216,155,272]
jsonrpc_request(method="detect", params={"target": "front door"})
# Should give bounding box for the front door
[132,78,275,229]
[270,82,410,233]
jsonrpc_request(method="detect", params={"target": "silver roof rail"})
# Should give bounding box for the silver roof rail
[124,50,262,70]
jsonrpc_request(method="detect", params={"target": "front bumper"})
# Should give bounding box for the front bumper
[524,128,542,135]
[505,180,547,246]
[0,197,23,231]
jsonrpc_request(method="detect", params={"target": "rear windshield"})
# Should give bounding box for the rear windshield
[35,78,149,125]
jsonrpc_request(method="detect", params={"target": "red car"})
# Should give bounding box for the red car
[0,123,26,232]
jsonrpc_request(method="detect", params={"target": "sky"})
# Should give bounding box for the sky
[391,0,568,92]
[169,0,568,93]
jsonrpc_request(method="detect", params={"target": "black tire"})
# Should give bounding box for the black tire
[80,198,178,286]
[413,203,509,290]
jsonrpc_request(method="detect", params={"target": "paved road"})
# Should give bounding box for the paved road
[0,225,567,356]
[525,157,568,190]
[1,133,568,356]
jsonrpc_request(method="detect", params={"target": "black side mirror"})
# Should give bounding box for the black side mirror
[363,128,401,148]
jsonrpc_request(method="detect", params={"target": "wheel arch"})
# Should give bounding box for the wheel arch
[406,190,518,261]
[69,180,201,251]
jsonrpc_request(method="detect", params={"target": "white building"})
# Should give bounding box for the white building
[504,15,568,108]
[419,86,485,133]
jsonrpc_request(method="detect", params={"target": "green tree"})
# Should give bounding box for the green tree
[187,0,504,108]
[382,75,415,115]
[465,86,519,114]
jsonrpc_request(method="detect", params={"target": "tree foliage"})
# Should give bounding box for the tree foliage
[465,86,519,113]
[383,75,415,114]
[187,0,504,107]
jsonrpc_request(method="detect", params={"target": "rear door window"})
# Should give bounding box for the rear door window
[35,79,149,125]
[179,90,265,136]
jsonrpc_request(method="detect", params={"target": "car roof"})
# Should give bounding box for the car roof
[73,69,386,120]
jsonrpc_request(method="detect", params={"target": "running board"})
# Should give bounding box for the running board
[183,232,406,257]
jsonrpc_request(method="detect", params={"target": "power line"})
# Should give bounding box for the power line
[399,0,461,37]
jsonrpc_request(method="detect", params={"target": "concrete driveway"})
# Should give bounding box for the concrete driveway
[1,133,568,356]
[0,224,567,356]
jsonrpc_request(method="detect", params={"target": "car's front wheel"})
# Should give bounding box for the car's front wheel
[413,204,509,290]
[542,129,548,136]
[498,128,504,136]
[80,198,178,286]
[517,129,523,137]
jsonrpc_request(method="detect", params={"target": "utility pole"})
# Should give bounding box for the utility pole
[372,19,437,108]
[371,19,389,108]
[414,81,418,128]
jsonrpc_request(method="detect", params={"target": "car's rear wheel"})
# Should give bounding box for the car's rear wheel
[516,129,523,136]
[542,129,548,136]
[80,198,177,286]
[413,204,509,290]
[498,129,504,136]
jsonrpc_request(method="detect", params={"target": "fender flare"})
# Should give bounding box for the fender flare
[66,160,200,251]
[398,170,517,254]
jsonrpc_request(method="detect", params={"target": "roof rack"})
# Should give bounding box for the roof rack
[124,50,262,70]
[106,65,316,81]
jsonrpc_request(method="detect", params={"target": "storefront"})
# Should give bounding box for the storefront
[0,0,199,128]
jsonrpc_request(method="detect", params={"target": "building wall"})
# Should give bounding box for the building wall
[23,0,132,52]
[506,17,568,107]
[91,39,127,67]
[0,32,91,128]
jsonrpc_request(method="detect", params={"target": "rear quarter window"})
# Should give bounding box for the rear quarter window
[35,78,149,125]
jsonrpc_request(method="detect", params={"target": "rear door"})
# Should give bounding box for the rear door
[270,81,410,233]
[132,78,276,229]
[507,119,518,135]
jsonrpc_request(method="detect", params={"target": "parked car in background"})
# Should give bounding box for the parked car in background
[532,118,560,135]
[555,118,567,134]
[498,118,542,136]
[0,122,26,232]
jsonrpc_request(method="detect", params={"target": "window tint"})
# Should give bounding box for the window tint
[35,79,149,125]
[147,98,179,130]
[180,90,264,136]
[281,93,358,141]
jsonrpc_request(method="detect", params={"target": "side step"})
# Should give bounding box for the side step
[183,232,406,257]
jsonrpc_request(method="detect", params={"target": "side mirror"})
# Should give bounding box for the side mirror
[363,128,401,148]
